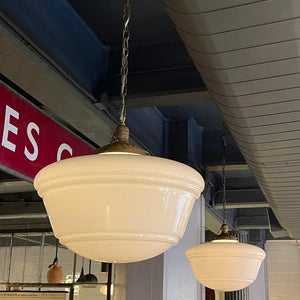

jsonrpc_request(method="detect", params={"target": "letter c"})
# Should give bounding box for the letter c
[57,143,73,161]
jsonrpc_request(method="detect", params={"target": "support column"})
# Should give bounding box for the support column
[163,196,205,300]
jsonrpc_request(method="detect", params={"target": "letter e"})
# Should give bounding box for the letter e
[2,105,19,152]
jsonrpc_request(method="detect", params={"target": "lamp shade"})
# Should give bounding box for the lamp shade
[34,153,204,263]
[185,241,266,291]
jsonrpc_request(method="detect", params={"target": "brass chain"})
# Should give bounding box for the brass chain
[221,122,227,224]
[120,0,131,124]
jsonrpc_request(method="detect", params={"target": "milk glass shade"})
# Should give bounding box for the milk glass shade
[100,284,114,296]
[185,241,266,291]
[34,153,204,263]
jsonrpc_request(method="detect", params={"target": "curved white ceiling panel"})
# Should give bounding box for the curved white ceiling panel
[167,0,300,35]
[187,39,300,69]
[166,0,300,238]
[163,0,264,14]
[178,18,300,52]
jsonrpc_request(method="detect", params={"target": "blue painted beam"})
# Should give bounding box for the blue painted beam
[168,119,203,166]
[127,107,168,157]
[0,0,109,93]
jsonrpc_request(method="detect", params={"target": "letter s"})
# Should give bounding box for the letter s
[24,122,39,161]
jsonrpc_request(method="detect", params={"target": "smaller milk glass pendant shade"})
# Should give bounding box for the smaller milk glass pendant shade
[186,223,266,291]
[186,124,266,292]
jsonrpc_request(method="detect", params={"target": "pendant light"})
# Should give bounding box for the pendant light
[47,239,63,283]
[33,0,204,263]
[84,260,98,283]
[185,125,266,292]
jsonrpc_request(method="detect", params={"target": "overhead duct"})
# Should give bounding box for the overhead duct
[164,0,300,238]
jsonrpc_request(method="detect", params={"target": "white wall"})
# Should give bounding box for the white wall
[266,240,300,300]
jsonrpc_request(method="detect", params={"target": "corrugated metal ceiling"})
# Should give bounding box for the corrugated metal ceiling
[166,0,300,238]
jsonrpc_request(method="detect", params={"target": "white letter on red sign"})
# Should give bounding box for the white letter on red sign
[24,122,40,161]
[57,143,73,161]
[2,105,19,152]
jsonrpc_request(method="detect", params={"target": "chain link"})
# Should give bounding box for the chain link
[221,122,227,223]
[120,0,131,124]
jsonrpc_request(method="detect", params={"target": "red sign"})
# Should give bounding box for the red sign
[0,82,94,180]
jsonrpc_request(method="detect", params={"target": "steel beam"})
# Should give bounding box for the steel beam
[0,19,115,147]
[207,164,249,172]
[115,90,211,109]
[0,202,46,217]
[214,189,269,209]
[0,180,35,194]
[236,216,269,230]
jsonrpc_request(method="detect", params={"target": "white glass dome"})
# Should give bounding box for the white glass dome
[34,152,204,263]
[186,241,266,291]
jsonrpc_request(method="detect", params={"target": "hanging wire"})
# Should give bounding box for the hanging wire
[89,259,92,274]
[55,238,59,259]
[120,0,131,124]
[221,122,227,224]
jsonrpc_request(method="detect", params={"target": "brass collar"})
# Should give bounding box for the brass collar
[94,123,149,156]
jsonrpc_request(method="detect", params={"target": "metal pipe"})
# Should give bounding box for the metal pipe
[7,233,13,288]
[107,263,113,300]
[200,195,206,300]
[72,253,77,284]
[21,234,28,283]
[0,214,48,219]
[37,233,45,284]
[69,253,77,300]
[14,234,51,247]
[2,234,8,282]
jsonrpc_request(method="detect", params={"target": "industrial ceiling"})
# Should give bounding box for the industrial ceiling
[0,0,298,243]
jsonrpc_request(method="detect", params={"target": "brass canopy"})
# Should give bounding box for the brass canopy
[94,123,149,155]
[214,223,238,241]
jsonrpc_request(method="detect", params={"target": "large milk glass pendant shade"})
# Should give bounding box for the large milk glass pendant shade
[185,125,266,291]
[186,224,266,291]
[34,0,204,263]
[34,126,204,263]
